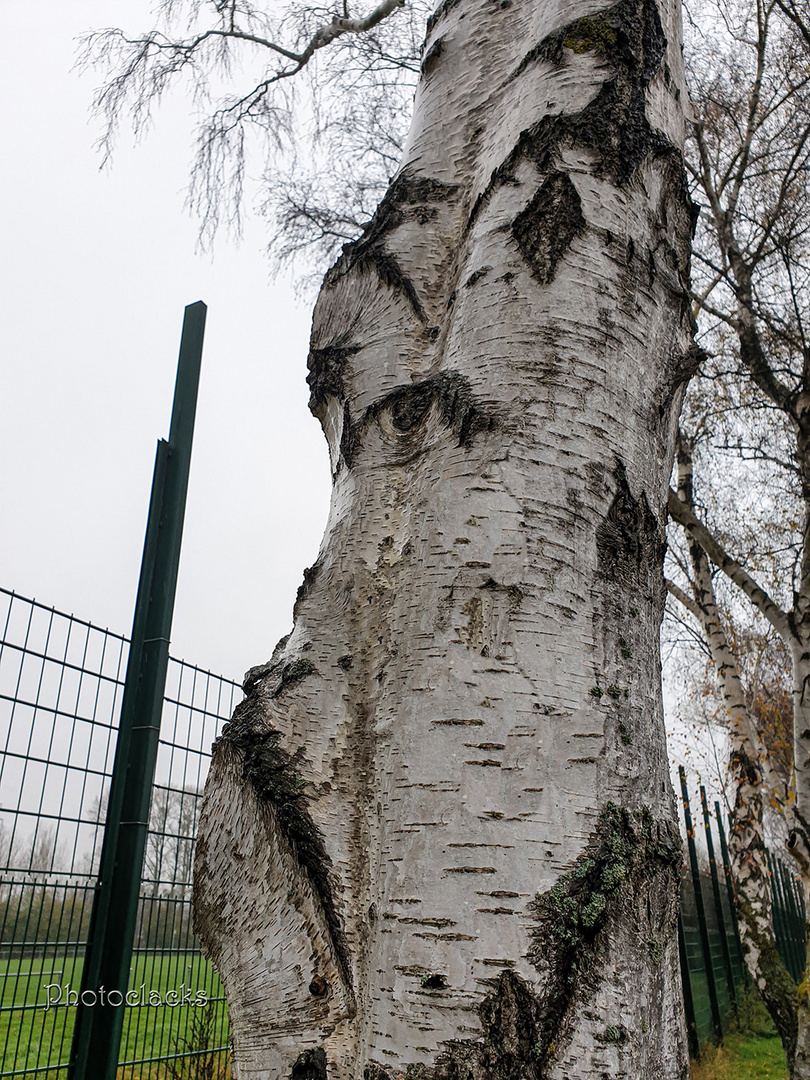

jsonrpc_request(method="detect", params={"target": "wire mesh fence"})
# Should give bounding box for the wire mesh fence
[0,587,241,1079]
[678,769,807,1054]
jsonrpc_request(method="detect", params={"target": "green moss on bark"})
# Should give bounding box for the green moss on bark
[527,803,680,1068]
[369,804,680,1078]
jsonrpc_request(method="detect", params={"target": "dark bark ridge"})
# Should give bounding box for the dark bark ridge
[290,1047,328,1080]
[308,344,362,411]
[339,371,497,469]
[323,169,461,322]
[217,691,353,989]
[596,461,664,591]
[360,805,681,1079]
[526,803,681,1071]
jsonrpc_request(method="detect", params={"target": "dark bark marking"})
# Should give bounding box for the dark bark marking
[307,344,361,411]
[511,172,586,285]
[290,1048,327,1080]
[354,249,428,322]
[596,461,664,590]
[364,1067,393,1080]
[471,0,671,235]
[272,657,317,698]
[324,167,460,320]
[464,265,492,288]
[658,343,706,419]
[339,371,496,469]
[405,970,546,1080]
[218,695,352,988]
[295,562,322,609]
[513,0,665,86]
[340,400,358,468]
[421,37,444,75]
[421,973,448,989]
[377,807,679,1078]
[527,803,680,1069]
[425,0,463,36]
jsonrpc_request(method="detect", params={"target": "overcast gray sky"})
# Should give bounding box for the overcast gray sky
[1,2,333,681]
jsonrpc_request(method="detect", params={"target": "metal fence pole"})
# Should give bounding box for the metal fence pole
[699,786,738,1013]
[678,912,701,1059]
[68,302,206,1080]
[679,767,723,1044]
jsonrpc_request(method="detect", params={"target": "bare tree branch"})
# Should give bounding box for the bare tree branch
[667,486,792,639]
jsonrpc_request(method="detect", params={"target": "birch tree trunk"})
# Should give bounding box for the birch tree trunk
[668,482,810,1077]
[669,434,798,1062]
[193,0,696,1075]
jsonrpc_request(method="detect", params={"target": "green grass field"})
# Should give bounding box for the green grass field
[691,1032,788,1080]
[691,991,789,1080]
[0,951,229,1079]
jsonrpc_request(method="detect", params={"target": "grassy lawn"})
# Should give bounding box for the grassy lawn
[691,992,789,1080]
[0,951,229,1078]
[691,1032,788,1080]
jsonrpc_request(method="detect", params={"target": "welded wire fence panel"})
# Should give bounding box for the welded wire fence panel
[678,773,807,1055]
[0,588,241,1079]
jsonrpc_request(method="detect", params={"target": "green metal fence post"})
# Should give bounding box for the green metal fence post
[678,912,701,1059]
[700,786,738,1013]
[680,767,723,1044]
[68,302,207,1080]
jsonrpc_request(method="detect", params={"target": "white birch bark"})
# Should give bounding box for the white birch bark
[193,0,695,1075]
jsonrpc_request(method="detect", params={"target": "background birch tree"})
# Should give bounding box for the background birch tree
[665,0,810,1072]
[666,429,797,1061]
[84,0,697,1074]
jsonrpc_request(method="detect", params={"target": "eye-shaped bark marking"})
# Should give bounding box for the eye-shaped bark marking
[512,172,586,285]
[339,372,496,469]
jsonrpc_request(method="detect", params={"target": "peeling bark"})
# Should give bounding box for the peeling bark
[193,0,694,1074]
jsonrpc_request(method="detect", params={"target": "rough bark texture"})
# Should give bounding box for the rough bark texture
[193,0,695,1075]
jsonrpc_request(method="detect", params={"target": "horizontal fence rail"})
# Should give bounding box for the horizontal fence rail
[0,587,242,1079]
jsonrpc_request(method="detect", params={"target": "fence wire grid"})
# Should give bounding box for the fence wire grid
[0,587,242,1079]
